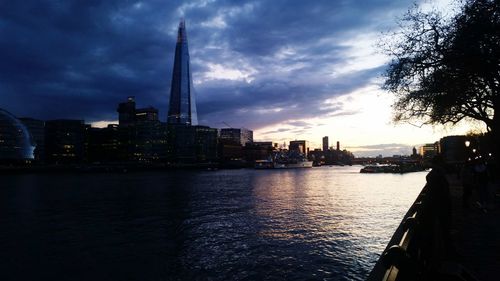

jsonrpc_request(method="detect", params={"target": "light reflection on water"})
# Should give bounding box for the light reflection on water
[0,166,426,280]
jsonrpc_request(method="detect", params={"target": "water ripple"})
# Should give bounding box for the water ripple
[0,166,425,280]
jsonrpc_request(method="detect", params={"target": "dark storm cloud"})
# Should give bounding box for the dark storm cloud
[0,0,416,126]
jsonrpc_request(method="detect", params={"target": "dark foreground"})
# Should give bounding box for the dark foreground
[368,173,500,281]
[448,176,500,281]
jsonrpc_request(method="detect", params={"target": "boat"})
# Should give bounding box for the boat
[254,159,274,169]
[360,165,389,173]
[273,160,313,169]
[360,163,426,173]
[272,150,313,169]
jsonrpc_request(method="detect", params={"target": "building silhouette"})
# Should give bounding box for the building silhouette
[219,128,253,146]
[45,119,85,164]
[167,20,198,126]
[115,97,167,162]
[322,136,328,152]
[419,142,440,159]
[289,140,308,156]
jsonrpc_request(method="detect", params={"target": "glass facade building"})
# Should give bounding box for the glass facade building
[167,20,198,126]
[0,108,35,161]
[219,128,253,146]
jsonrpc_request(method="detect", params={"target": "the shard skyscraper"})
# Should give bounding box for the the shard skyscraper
[167,20,198,126]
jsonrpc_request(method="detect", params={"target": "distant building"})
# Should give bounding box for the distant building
[0,108,35,163]
[86,124,123,163]
[135,107,158,122]
[419,142,439,159]
[336,141,340,151]
[244,141,274,162]
[167,125,217,163]
[167,20,198,126]
[45,119,85,164]
[322,136,329,152]
[117,96,136,127]
[289,140,308,156]
[253,141,273,149]
[19,117,45,162]
[219,128,253,146]
[116,97,167,162]
[194,126,218,162]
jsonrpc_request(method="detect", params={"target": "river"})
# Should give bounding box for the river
[0,166,426,280]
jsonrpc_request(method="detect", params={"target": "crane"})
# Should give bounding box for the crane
[221,121,232,128]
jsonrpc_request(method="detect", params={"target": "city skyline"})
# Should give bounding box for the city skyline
[0,0,473,156]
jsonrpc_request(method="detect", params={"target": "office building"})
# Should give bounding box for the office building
[219,128,253,146]
[115,97,167,162]
[289,140,308,156]
[117,96,136,127]
[419,142,440,159]
[135,107,158,122]
[86,124,123,163]
[45,119,85,164]
[322,136,329,152]
[167,125,217,163]
[167,20,198,125]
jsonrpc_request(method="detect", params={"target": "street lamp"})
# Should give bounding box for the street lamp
[465,140,470,147]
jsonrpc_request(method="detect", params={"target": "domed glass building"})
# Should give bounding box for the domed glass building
[0,108,35,161]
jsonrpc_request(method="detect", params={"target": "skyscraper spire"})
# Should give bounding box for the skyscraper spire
[167,19,198,125]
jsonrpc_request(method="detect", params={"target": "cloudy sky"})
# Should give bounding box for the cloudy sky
[0,0,471,156]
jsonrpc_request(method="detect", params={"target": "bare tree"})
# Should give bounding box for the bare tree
[383,0,500,149]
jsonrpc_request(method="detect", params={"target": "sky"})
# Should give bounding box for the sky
[0,0,474,156]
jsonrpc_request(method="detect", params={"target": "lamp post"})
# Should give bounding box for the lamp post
[465,140,472,161]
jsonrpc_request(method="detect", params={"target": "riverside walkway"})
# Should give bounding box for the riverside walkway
[368,172,500,281]
[447,175,500,281]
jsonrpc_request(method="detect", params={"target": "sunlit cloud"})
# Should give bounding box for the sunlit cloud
[91,120,118,128]
[200,63,257,83]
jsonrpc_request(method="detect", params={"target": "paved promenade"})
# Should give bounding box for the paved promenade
[447,175,500,281]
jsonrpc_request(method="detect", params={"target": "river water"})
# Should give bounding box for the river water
[0,166,426,280]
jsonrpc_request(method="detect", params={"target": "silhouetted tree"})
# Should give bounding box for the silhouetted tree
[384,0,500,153]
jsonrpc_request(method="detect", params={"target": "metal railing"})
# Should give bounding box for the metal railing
[367,177,451,281]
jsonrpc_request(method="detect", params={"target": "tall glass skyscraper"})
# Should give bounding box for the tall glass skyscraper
[167,20,198,126]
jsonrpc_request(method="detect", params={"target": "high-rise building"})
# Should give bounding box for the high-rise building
[322,136,329,152]
[167,20,198,126]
